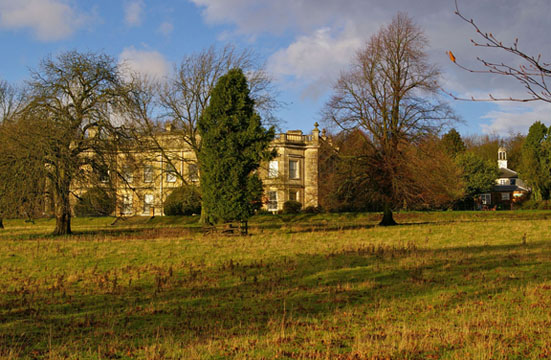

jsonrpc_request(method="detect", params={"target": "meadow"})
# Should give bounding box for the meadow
[1,211,551,359]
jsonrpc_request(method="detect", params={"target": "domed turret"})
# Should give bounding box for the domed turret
[498,147,507,169]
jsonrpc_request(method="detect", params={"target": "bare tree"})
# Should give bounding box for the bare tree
[128,44,278,187]
[0,114,48,228]
[0,80,28,228]
[22,51,132,235]
[401,136,465,210]
[0,80,25,123]
[448,0,551,102]
[324,13,454,225]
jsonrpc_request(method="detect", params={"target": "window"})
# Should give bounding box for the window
[122,166,133,183]
[289,190,298,202]
[510,178,516,185]
[99,169,109,183]
[166,163,177,183]
[143,194,154,215]
[166,172,177,182]
[122,194,133,215]
[267,191,278,211]
[499,179,507,185]
[188,163,199,182]
[144,164,153,183]
[289,160,299,179]
[268,160,278,178]
[480,193,491,205]
[501,193,510,201]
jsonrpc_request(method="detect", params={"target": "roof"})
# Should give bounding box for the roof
[498,167,518,178]
[493,184,530,193]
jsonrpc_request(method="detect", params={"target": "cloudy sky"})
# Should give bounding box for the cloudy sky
[0,0,549,136]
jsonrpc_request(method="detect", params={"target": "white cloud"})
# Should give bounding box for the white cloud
[191,0,551,133]
[481,102,551,135]
[158,21,174,36]
[189,0,374,36]
[0,0,88,41]
[268,26,362,99]
[119,47,170,81]
[124,0,144,27]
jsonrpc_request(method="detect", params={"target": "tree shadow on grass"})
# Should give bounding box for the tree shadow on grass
[1,241,551,357]
[0,226,202,242]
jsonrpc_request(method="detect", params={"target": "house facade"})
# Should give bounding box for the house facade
[479,147,530,209]
[76,124,321,216]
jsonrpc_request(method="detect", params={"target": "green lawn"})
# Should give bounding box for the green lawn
[1,212,551,359]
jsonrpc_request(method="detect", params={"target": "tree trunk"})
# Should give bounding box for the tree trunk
[53,212,71,235]
[0,218,4,229]
[379,202,397,226]
[199,202,210,225]
[240,220,248,235]
[53,190,72,235]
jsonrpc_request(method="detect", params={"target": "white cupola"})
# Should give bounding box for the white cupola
[498,147,508,169]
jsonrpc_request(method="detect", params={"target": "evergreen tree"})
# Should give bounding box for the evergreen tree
[441,128,466,158]
[456,152,498,207]
[520,121,551,201]
[198,68,274,232]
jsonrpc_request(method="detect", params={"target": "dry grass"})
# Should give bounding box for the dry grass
[0,212,551,359]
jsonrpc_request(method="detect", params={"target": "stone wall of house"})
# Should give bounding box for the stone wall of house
[261,125,320,212]
[74,125,320,216]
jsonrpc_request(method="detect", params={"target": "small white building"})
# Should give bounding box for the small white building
[479,147,530,209]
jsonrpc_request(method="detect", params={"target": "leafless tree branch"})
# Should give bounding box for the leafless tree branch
[448,0,551,102]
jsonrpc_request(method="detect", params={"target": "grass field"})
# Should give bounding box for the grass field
[1,211,551,359]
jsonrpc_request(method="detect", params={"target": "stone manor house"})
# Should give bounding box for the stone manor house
[83,124,321,217]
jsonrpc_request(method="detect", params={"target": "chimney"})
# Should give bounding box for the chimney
[312,122,320,143]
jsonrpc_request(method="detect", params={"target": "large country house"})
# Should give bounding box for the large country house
[76,124,321,216]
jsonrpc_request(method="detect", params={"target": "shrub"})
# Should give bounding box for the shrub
[164,186,201,216]
[302,205,324,214]
[255,208,273,215]
[74,187,115,217]
[283,200,302,214]
[519,198,551,210]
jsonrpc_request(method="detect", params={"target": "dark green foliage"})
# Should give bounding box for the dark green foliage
[520,121,551,201]
[198,68,275,225]
[520,199,551,210]
[74,187,115,217]
[254,208,273,215]
[246,174,264,215]
[163,186,201,216]
[441,128,466,157]
[456,152,499,198]
[503,133,525,170]
[464,134,500,163]
[302,205,324,214]
[283,200,302,214]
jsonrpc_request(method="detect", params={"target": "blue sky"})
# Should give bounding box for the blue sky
[1,0,550,137]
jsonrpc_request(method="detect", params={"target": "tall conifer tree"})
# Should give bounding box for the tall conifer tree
[198,68,274,231]
[520,121,551,201]
[442,129,466,158]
